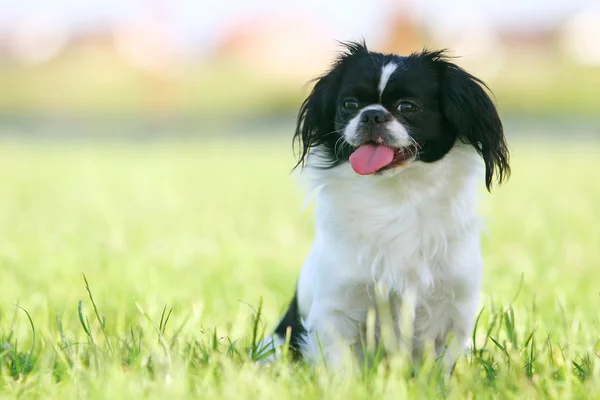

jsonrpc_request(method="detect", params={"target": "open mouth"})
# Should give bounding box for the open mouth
[349,143,416,175]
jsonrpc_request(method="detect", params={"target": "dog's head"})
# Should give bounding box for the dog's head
[293,41,510,190]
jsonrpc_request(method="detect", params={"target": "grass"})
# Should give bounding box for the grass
[0,139,599,398]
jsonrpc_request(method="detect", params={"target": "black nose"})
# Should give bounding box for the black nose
[360,109,391,125]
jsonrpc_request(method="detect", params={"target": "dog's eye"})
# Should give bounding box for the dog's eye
[343,99,359,111]
[397,101,418,113]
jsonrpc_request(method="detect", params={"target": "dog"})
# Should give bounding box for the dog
[260,41,509,374]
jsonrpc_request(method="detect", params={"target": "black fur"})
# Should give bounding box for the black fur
[292,41,510,191]
[273,291,306,358]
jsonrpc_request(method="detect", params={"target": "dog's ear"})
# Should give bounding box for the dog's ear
[293,41,368,169]
[432,51,510,190]
[293,71,338,169]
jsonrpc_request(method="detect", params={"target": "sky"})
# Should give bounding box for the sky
[1,0,593,53]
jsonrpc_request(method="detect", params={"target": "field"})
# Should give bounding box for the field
[0,139,599,399]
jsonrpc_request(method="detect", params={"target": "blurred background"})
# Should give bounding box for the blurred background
[1,0,599,140]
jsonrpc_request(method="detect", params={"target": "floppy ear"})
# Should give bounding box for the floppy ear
[436,54,510,190]
[293,72,338,169]
[293,41,368,169]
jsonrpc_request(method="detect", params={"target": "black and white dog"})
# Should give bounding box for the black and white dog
[261,42,510,373]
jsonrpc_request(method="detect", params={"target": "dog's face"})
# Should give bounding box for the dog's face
[294,42,509,190]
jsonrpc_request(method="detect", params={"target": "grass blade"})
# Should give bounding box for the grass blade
[78,300,94,345]
[82,273,112,351]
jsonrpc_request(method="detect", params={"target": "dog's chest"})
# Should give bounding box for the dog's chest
[316,184,473,294]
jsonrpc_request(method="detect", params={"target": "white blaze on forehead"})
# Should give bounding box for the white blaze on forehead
[378,63,398,98]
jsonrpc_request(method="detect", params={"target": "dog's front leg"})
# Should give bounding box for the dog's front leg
[300,309,361,375]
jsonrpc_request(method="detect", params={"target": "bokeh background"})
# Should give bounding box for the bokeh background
[1,0,600,138]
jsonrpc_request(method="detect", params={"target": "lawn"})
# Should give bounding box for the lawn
[0,139,599,399]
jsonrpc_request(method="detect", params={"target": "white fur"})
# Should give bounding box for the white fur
[342,104,411,148]
[378,63,398,98]
[261,142,485,374]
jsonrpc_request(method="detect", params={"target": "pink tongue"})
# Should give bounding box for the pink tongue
[349,144,395,175]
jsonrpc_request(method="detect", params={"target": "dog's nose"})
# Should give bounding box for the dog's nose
[360,109,391,125]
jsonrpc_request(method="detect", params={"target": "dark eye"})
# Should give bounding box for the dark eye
[343,99,359,111]
[397,101,418,114]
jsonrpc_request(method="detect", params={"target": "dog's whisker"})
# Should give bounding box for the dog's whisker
[333,136,347,163]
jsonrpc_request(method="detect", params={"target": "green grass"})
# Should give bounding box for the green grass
[0,139,599,399]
